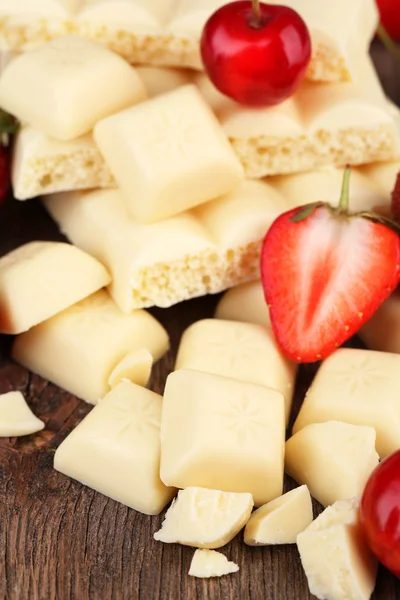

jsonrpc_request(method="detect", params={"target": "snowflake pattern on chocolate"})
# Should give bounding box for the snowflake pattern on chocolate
[216,394,269,445]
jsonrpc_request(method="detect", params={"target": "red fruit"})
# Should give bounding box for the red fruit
[391,172,400,225]
[260,168,400,363]
[360,450,400,577]
[0,146,10,205]
[376,0,400,40]
[200,1,311,107]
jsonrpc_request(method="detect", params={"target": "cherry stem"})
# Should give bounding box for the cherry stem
[377,23,400,62]
[338,166,351,213]
[251,0,262,28]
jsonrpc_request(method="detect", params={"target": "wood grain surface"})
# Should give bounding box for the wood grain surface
[0,44,400,600]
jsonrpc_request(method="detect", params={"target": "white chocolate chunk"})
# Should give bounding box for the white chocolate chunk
[359,291,400,353]
[135,66,193,98]
[12,126,116,201]
[0,37,147,140]
[244,485,313,546]
[108,349,153,389]
[175,319,296,426]
[0,391,44,437]
[189,550,239,578]
[44,181,285,311]
[359,160,400,202]
[215,281,271,328]
[154,487,253,549]
[93,85,244,223]
[12,290,169,405]
[293,348,400,458]
[285,422,379,507]
[54,381,176,514]
[0,241,110,334]
[160,370,285,507]
[297,498,378,600]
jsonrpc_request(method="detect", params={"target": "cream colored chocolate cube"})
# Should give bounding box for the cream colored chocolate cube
[0,37,147,141]
[244,485,313,546]
[12,290,169,404]
[54,381,176,515]
[215,281,271,328]
[154,487,253,549]
[359,291,400,353]
[285,422,379,507]
[293,348,400,458]
[0,391,44,437]
[94,85,244,223]
[297,498,378,600]
[175,319,296,426]
[160,370,285,506]
[189,550,239,578]
[0,241,110,334]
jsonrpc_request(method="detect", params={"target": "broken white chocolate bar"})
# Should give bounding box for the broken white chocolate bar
[244,485,313,546]
[13,65,400,200]
[94,85,244,223]
[0,0,378,83]
[12,290,169,404]
[107,349,153,389]
[0,241,110,334]
[359,291,400,353]
[0,37,147,140]
[160,370,285,507]
[215,281,271,328]
[293,348,400,458]
[0,391,44,437]
[12,126,116,201]
[189,550,239,579]
[54,381,176,515]
[154,487,253,549]
[297,498,378,600]
[175,319,296,426]
[197,60,400,178]
[43,181,287,311]
[285,422,379,507]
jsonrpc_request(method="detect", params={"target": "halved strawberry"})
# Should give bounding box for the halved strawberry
[391,171,400,225]
[261,167,400,363]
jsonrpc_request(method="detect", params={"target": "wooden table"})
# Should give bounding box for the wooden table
[0,44,399,600]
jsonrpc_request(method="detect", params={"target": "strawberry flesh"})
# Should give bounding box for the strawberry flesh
[261,205,400,363]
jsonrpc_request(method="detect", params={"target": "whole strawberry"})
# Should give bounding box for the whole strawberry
[261,167,400,363]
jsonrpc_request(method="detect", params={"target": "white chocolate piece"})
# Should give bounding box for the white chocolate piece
[297,498,378,600]
[0,0,378,83]
[189,550,239,578]
[293,348,400,458]
[197,60,400,179]
[44,181,286,311]
[359,291,400,354]
[12,126,116,201]
[0,37,147,141]
[94,85,244,223]
[154,487,253,549]
[175,319,296,425]
[215,281,271,328]
[244,486,313,546]
[108,349,153,389]
[54,381,176,514]
[0,391,44,437]
[135,66,193,98]
[12,290,169,404]
[359,160,400,203]
[160,370,286,507]
[285,422,379,507]
[0,241,110,334]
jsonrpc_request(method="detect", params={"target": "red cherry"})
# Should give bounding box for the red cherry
[200,0,312,107]
[360,450,400,577]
